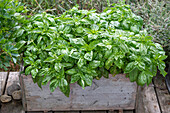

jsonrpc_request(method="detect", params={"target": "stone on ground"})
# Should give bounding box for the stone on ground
[12,90,22,100]
[7,83,21,96]
[0,95,12,103]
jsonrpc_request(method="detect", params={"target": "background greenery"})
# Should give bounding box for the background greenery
[20,0,118,15]
[129,0,170,63]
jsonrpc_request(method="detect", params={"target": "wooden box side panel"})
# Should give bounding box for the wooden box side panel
[21,74,137,112]
[20,75,27,111]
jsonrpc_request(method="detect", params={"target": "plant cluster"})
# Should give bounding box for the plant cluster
[130,0,170,63]
[0,0,26,70]
[14,4,167,96]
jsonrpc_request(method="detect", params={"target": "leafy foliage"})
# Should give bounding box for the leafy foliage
[15,3,167,97]
[0,0,26,70]
[130,0,170,62]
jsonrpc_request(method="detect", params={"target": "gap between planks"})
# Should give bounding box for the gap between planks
[153,74,170,113]
[26,110,134,113]
[0,72,20,96]
[0,72,8,95]
[4,72,20,95]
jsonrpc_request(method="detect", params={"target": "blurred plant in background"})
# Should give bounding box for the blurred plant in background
[20,0,119,15]
[0,0,26,71]
[129,0,170,63]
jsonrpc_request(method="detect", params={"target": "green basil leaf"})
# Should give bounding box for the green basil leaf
[158,61,167,77]
[129,68,139,82]
[104,49,112,59]
[109,21,120,28]
[42,76,51,85]
[83,74,93,86]
[65,68,77,75]
[37,36,43,45]
[105,57,114,70]
[100,67,109,78]
[89,60,100,69]
[50,79,58,92]
[16,29,24,37]
[84,51,93,61]
[15,40,26,50]
[114,59,123,69]
[77,58,85,67]
[120,43,129,53]
[69,51,81,59]
[130,25,139,33]
[71,73,81,83]
[150,64,157,76]
[79,79,85,89]
[59,85,70,97]
[31,68,38,78]
[137,62,145,71]
[55,63,62,72]
[62,63,74,68]
[124,62,136,73]
[69,38,86,46]
[44,57,55,63]
[25,66,32,75]
[76,26,84,33]
[122,20,130,30]
[137,71,147,86]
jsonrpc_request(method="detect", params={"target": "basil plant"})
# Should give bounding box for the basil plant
[14,4,167,97]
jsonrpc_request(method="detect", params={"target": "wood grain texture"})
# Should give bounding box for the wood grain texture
[135,84,161,113]
[20,75,27,111]
[26,111,53,113]
[81,111,107,113]
[5,72,20,95]
[21,74,137,112]
[0,72,7,95]
[26,111,44,113]
[154,74,170,113]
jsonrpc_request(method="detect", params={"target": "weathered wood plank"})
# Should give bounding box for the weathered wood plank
[81,111,106,113]
[0,72,8,95]
[0,100,24,113]
[5,72,20,95]
[54,111,79,113]
[26,111,53,113]
[135,84,161,113]
[20,75,27,111]
[26,111,44,113]
[70,75,136,111]
[109,110,133,113]
[154,74,170,113]
[21,74,137,111]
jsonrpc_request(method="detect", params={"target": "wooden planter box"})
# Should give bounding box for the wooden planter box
[20,74,137,112]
